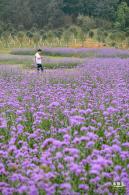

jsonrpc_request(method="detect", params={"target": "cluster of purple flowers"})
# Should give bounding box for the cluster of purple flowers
[43,47,129,58]
[11,47,129,58]
[0,57,129,195]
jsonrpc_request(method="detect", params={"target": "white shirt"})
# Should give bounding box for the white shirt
[35,52,42,64]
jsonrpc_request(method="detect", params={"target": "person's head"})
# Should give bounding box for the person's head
[37,49,42,54]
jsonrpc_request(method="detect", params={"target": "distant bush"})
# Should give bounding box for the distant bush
[17,31,25,39]
[114,22,121,30]
[39,30,47,40]
[6,23,15,33]
[11,29,17,37]
[17,31,25,46]
[0,26,3,37]
[46,31,55,42]
[89,30,94,38]
[110,42,117,47]
[125,28,129,36]
[110,31,125,42]
[33,33,41,46]
[94,18,113,29]
[96,29,106,42]
[2,31,10,39]
[30,26,37,33]
[18,25,24,31]
[68,25,80,37]
[103,31,108,37]
[53,29,63,38]
[62,29,73,45]
[77,15,96,33]
[26,31,33,38]
[0,21,128,49]
[127,37,129,47]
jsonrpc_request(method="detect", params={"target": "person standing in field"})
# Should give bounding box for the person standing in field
[35,49,44,72]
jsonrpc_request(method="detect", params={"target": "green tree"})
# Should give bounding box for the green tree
[0,0,9,21]
[83,0,119,21]
[62,0,84,22]
[48,0,65,28]
[0,0,128,33]
[95,0,119,21]
[116,2,129,28]
[30,0,51,27]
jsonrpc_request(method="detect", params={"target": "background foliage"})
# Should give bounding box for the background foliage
[0,0,129,48]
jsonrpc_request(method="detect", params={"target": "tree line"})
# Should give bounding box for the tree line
[0,0,129,31]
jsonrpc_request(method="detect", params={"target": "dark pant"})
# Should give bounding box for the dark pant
[37,64,43,71]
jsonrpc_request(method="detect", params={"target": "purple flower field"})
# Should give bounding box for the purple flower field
[0,57,129,195]
[43,47,129,58]
[11,47,129,58]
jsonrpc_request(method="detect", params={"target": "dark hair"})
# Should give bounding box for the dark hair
[37,49,42,52]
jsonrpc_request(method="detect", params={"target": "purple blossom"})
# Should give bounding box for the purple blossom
[60,183,72,190]
[79,184,89,191]
[69,115,85,126]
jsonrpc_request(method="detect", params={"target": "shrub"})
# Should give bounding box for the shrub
[0,26,3,37]
[39,30,47,40]
[31,26,37,33]
[89,30,94,38]
[78,30,86,45]
[125,27,129,36]
[2,31,10,39]
[111,42,117,47]
[68,25,81,37]
[109,31,125,47]
[103,31,108,37]
[46,31,55,42]
[26,31,33,38]
[53,29,63,38]
[62,30,73,45]
[96,29,106,42]
[5,23,15,32]
[77,15,96,33]
[39,29,45,36]
[94,18,112,29]
[127,37,129,46]
[114,22,121,30]
[33,33,41,46]
[18,25,24,31]
[17,31,25,42]
[11,29,17,38]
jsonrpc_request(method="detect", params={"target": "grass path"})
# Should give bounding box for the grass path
[0,54,85,69]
